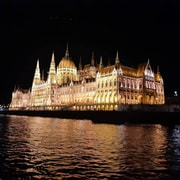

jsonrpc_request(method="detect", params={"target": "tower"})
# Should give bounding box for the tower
[47,52,56,84]
[91,51,95,66]
[32,59,41,87]
[65,43,70,59]
[115,51,120,68]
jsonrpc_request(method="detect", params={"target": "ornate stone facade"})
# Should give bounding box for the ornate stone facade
[9,45,165,111]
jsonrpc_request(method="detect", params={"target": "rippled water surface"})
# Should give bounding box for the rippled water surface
[0,115,180,179]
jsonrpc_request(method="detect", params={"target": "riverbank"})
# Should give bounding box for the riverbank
[1,110,180,125]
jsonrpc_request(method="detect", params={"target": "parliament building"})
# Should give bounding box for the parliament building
[9,45,165,111]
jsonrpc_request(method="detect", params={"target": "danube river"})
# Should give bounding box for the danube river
[0,115,180,179]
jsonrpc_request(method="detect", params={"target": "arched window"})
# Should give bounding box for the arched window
[114,79,117,86]
[102,82,104,88]
[105,81,108,87]
[110,80,112,86]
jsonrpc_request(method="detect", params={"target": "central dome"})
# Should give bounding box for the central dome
[58,44,76,69]
[58,57,76,69]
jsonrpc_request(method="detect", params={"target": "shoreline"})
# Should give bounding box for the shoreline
[0,110,180,125]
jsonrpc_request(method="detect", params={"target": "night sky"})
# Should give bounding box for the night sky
[1,0,180,105]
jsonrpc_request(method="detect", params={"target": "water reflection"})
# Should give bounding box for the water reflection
[0,115,180,179]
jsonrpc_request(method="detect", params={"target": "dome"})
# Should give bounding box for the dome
[58,57,76,69]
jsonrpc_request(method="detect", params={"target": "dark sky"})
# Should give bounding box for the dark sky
[0,0,180,104]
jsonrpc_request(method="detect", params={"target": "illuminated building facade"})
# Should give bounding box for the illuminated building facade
[9,45,165,111]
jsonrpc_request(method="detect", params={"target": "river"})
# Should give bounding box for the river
[0,115,180,179]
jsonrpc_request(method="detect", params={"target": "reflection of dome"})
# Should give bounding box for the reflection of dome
[58,57,76,68]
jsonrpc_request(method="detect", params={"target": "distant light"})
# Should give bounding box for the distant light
[174,91,178,96]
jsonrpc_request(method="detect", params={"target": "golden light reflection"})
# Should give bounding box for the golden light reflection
[4,116,172,178]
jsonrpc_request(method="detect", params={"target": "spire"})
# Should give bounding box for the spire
[157,65,159,73]
[115,50,120,64]
[65,43,69,59]
[32,59,41,86]
[79,56,82,70]
[35,59,40,74]
[115,51,120,69]
[47,52,56,84]
[91,51,95,66]
[147,58,150,64]
[49,52,56,73]
[156,65,161,81]
[99,56,103,67]
[156,65,161,76]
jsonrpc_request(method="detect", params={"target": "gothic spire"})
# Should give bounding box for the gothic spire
[156,65,161,77]
[35,59,40,74]
[99,56,103,67]
[147,58,150,64]
[91,51,95,66]
[115,50,120,68]
[32,59,41,86]
[99,56,103,72]
[157,65,160,73]
[49,52,56,74]
[156,65,162,82]
[47,52,56,84]
[115,50,120,64]
[65,43,69,59]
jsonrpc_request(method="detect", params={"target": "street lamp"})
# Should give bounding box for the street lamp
[174,91,178,96]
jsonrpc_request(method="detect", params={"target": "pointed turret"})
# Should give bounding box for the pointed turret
[99,56,103,67]
[115,50,120,68]
[157,65,160,73]
[91,51,95,66]
[156,65,161,82]
[145,58,152,72]
[146,58,150,67]
[98,56,103,72]
[65,43,70,59]
[32,59,41,86]
[47,52,56,84]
